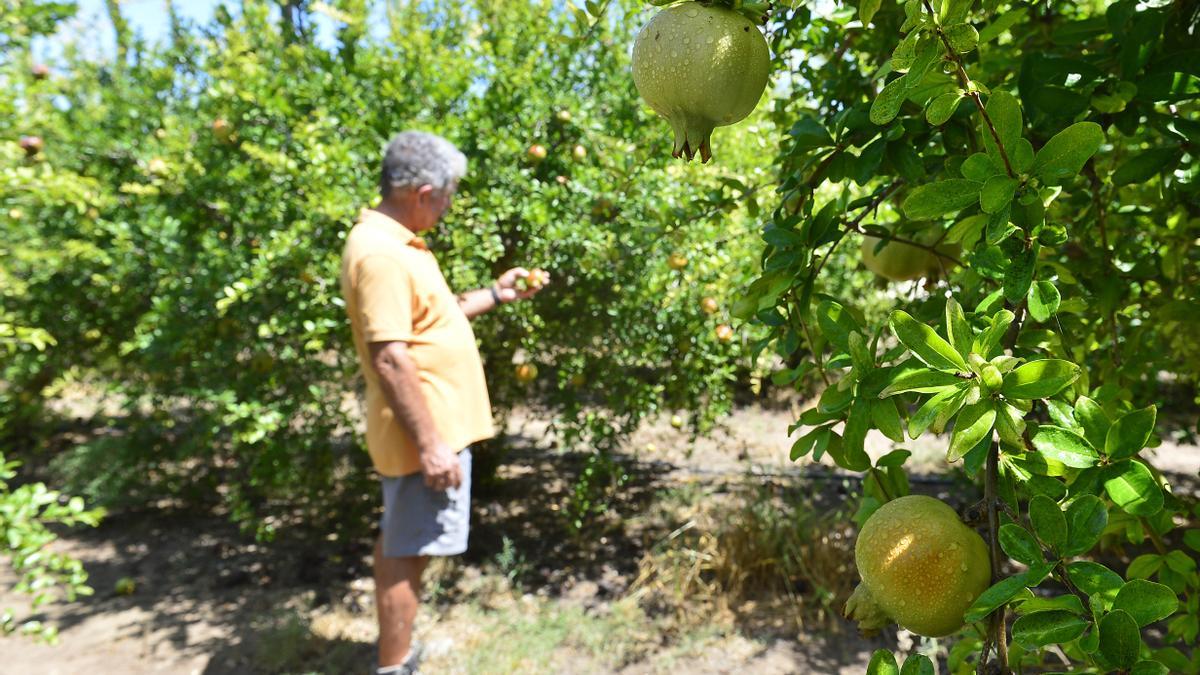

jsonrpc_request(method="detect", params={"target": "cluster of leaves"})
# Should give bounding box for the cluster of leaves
[747,0,1198,672]
[1,0,774,541]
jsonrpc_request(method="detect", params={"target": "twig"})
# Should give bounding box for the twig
[921,0,1016,178]
[984,439,1009,673]
[1085,163,1121,366]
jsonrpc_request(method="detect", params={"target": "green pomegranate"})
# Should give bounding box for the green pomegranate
[860,233,961,282]
[631,2,770,163]
[844,495,991,638]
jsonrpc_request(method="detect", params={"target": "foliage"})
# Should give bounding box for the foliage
[1,0,771,540]
[0,284,102,642]
[751,0,1199,672]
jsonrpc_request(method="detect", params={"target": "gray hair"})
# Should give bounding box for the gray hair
[380,131,468,196]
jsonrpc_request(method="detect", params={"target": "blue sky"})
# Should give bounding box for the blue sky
[42,0,352,61]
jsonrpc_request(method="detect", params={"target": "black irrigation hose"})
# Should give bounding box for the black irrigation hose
[494,445,962,485]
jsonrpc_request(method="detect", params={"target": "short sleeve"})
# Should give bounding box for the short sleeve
[354,255,415,343]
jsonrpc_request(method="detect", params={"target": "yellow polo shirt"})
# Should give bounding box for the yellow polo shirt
[340,208,495,477]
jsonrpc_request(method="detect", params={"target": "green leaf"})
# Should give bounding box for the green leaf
[901,180,983,220]
[1105,405,1156,461]
[791,426,829,461]
[943,23,979,53]
[1045,399,1077,429]
[909,386,968,439]
[1130,661,1170,675]
[879,366,964,397]
[1031,425,1100,468]
[859,0,883,26]
[841,399,874,471]
[891,30,920,71]
[980,175,1018,214]
[994,401,1027,448]
[1012,610,1088,648]
[1112,148,1182,186]
[961,153,1003,181]
[1001,360,1081,399]
[978,8,1027,43]
[945,298,973,359]
[1063,495,1108,557]
[1112,580,1179,627]
[871,75,910,125]
[1027,280,1061,322]
[985,91,1023,159]
[939,0,972,23]
[889,310,970,371]
[1000,523,1044,566]
[1011,138,1035,173]
[1127,554,1163,580]
[973,309,1015,359]
[947,213,988,247]
[867,650,899,675]
[1017,594,1085,615]
[948,402,996,462]
[1098,609,1141,669]
[1003,243,1038,303]
[872,399,906,443]
[817,300,864,353]
[926,91,964,125]
[1029,494,1067,554]
[964,563,1055,623]
[1104,460,1163,516]
[899,653,934,675]
[1067,561,1123,600]
[1074,396,1110,450]
[1032,122,1105,185]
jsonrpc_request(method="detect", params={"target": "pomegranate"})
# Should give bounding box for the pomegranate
[631,2,770,162]
[845,495,990,637]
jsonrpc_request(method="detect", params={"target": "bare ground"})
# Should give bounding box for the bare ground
[2,403,1197,675]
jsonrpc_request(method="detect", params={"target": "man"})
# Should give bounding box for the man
[340,131,548,675]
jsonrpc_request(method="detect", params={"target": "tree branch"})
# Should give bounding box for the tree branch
[921,0,1016,178]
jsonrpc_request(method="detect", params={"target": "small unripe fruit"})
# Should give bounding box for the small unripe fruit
[572,144,587,161]
[527,144,548,163]
[591,197,616,221]
[556,109,572,123]
[212,118,234,142]
[569,373,586,387]
[667,253,688,270]
[114,577,137,596]
[31,64,50,80]
[670,414,684,429]
[715,324,734,342]
[515,363,538,383]
[555,174,569,185]
[147,157,168,176]
[700,297,719,314]
[8,209,22,220]
[154,128,167,140]
[18,135,43,156]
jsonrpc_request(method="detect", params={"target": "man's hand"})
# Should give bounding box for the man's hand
[419,441,463,491]
[496,267,550,303]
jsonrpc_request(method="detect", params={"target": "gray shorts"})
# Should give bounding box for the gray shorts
[379,448,472,557]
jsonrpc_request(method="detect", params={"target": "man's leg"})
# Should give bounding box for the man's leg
[374,535,428,668]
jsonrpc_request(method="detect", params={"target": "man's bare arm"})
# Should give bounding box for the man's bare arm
[369,341,461,489]
[457,287,499,320]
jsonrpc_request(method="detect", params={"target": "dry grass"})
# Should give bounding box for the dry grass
[630,482,858,635]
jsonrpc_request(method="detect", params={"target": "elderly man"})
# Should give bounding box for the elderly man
[340,131,547,675]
